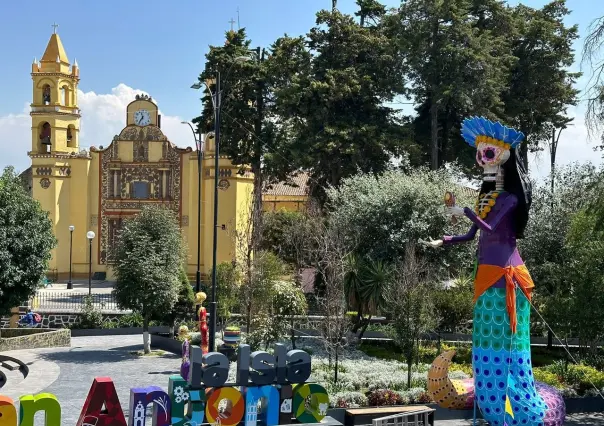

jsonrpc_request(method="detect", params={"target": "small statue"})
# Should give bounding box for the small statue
[195,292,209,354]
[180,338,190,381]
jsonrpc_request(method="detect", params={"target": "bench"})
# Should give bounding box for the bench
[345,406,435,426]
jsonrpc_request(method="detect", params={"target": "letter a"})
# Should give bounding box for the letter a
[77,377,127,426]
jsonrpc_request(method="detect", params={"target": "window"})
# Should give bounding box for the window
[132,181,149,199]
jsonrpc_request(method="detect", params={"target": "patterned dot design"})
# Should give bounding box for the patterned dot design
[472,287,565,426]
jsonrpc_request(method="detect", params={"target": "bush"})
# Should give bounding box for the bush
[367,389,403,406]
[330,391,368,408]
[533,368,563,389]
[77,296,104,329]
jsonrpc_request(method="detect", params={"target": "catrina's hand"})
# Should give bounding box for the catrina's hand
[420,238,443,248]
[446,206,465,217]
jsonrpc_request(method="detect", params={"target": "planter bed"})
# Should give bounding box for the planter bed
[150,332,182,354]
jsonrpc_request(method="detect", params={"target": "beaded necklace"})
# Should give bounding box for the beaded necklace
[474,191,500,219]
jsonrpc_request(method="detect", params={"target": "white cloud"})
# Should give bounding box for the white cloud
[528,107,603,181]
[0,84,196,174]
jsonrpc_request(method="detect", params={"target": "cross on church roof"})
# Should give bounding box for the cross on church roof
[52,23,59,34]
[228,18,236,31]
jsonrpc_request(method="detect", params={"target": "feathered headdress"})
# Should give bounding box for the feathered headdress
[461,116,525,149]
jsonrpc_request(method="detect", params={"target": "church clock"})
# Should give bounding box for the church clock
[134,109,151,126]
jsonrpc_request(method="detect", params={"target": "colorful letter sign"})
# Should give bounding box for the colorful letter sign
[1,344,330,426]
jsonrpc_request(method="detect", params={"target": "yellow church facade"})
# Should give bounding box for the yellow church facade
[27,31,307,281]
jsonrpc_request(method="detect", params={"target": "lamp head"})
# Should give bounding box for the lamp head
[86,231,95,240]
[69,225,75,232]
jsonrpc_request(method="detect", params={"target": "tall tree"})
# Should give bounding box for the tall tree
[398,0,513,170]
[193,30,304,248]
[501,0,580,167]
[113,206,184,353]
[275,5,408,202]
[0,167,56,315]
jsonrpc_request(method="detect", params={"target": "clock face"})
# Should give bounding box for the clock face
[134,109,151,126]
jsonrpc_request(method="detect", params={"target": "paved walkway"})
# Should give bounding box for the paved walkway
[2,335,179,425]
[1,335,603,425]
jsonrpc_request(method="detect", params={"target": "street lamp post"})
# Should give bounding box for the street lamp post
[67,225,75,290]
[181,121,203,295]
[86,231,95,296]
[191,55,251,352]
[67,225,75,289]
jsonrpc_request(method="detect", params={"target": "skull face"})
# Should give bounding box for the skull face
[476,142,510,181]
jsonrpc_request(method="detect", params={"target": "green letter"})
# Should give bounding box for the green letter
[19,393,61,426]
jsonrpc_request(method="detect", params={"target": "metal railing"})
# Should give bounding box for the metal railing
[28,292,120,311]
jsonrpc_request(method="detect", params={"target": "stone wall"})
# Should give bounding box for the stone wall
[0,328,70,351]
[0,310,128,329]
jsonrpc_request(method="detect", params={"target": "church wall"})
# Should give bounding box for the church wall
[32,167,59,272]
[68,157,92,277]
[183,154,201,276]
[262,196,306,212]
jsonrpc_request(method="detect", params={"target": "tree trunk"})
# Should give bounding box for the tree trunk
[334,346,339,383]
[430,101,439,170]
[358,315,372,340]
[143,315,151,354]
[406,354,413,389]
[246,302,252,334]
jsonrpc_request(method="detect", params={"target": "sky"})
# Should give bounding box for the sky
[0,0,601,182]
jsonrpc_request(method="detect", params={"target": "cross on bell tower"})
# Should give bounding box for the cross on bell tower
[228,18,236,31]
[52,23,59,34]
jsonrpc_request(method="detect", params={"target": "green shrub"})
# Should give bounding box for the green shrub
[367,389,403,406]
[533,368,564,389]
[77,296,104,329]
[118,312,144,327]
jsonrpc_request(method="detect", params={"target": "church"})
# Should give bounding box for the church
[24,30,308,281]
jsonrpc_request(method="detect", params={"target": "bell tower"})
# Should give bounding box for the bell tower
[30,24,80,154]
[29,26,91,280]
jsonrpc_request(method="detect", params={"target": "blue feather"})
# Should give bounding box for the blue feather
[460,116,525,148]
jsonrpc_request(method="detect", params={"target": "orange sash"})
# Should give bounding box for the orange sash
[474,264,534,334]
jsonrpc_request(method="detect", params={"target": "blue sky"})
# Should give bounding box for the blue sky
[0,0,602,178]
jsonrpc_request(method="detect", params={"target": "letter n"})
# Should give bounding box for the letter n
[129,387,171,426]
[77,377,126,426]
[19,394,61,426]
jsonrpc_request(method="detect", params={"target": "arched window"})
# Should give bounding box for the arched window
[60,86,66,106]
[67,125,76,148]
[39,122,51,152]
[42,85,51,105]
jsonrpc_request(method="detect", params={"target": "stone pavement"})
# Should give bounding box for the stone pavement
[1,335,179,425]
[1,335,604,425]
[39,279,115,294]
